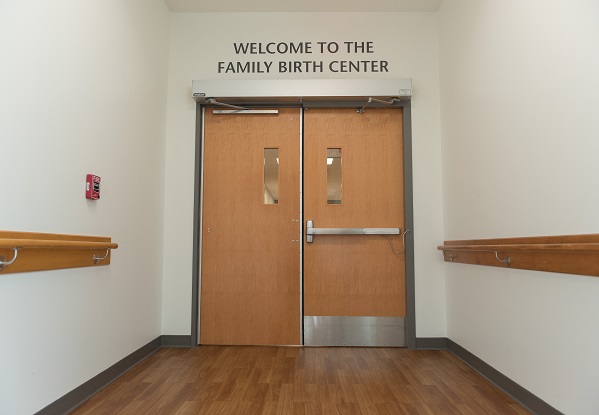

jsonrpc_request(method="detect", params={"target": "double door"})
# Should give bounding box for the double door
[200,107,405,346]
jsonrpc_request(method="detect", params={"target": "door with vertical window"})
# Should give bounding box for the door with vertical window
[200,106,405,346]
[303,108,406,346]
[200,108,301,345]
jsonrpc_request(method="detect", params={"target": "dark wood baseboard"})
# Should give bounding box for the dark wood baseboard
[446,339,563,415]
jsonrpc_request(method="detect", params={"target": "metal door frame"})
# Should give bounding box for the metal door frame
[190,84,415,349]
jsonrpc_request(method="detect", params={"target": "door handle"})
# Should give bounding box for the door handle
[306,220,400,243]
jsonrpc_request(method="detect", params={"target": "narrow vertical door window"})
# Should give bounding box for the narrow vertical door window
[327,148,342,204]
[264,148,279,204]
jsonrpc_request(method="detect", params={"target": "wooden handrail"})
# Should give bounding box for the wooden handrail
[0,239,118,250]
[0,230,117,274]
[438,234,599,277]
[437,243,599,253]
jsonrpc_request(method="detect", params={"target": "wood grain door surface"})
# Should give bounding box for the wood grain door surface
[303,108,406,318]
[200,108,301,345]
[200,107,405,346]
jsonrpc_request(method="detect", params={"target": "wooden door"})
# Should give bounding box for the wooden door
[200,108,301,345]
[303,108,405,346]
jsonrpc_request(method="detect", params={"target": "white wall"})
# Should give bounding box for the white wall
[439,1,599,413]
[162,12,447,337]
[0,1,169,414]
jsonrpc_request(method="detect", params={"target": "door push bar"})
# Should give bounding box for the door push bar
[306,220,400,243]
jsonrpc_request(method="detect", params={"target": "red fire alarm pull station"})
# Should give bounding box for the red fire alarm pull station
[86,174,101,200]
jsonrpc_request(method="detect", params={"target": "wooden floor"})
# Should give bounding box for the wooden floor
[71,346,530,415]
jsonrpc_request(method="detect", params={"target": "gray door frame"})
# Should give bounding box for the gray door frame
[190,98,415,349]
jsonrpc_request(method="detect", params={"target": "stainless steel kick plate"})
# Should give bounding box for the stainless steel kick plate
[304,316,405,347]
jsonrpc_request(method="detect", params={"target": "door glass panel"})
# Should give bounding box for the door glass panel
[264,148,279,204]
[327,148,342,204]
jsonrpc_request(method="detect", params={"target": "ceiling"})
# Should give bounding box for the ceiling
[164,0,443,13]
